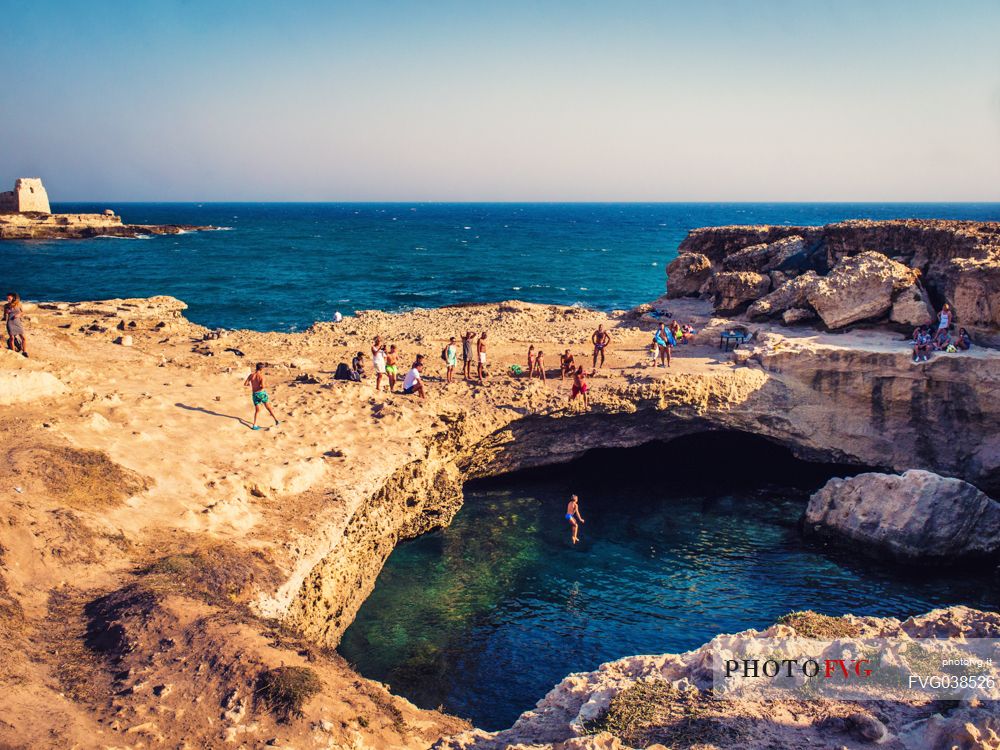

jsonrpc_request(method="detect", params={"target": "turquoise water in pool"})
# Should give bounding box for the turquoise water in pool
[338,436,999,730]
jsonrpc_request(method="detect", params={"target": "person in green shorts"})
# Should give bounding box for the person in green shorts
[244,362,280,431]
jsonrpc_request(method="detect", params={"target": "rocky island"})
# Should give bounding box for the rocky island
[2,220,999,749]
[0,178,213,239]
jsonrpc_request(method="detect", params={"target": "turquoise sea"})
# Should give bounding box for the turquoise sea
[4,202,1000,331]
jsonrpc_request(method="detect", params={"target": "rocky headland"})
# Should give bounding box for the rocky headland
[2,219,999,749]
[0,211,213,240]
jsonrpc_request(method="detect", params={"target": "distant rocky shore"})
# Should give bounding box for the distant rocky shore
[0,210,214,239]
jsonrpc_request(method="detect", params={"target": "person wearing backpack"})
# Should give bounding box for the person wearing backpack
[443,337,458,383]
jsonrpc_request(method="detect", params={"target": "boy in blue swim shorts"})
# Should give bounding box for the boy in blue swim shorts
[566,494,585,544]
[244,362,280,431]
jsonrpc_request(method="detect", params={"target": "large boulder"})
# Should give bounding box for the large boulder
[889,281,935,328]
[665,252,713,298]
[806,251,919,329]
[722,235,808,273]
[804,470,1000,562]
[746,271,819,320]
[944,256,1000,341]
[710,272,770,313]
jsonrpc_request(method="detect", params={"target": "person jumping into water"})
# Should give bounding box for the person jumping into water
[245,362,279,431]
[565,494,585,544]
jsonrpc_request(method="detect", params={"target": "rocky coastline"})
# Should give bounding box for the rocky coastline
[0,210,214,239]
[2,220,999,749]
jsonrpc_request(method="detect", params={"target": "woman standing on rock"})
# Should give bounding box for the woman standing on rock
[4,292,27,357]
[937,303,953,334]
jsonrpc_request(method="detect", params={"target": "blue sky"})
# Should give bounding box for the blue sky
[2,0,998,201]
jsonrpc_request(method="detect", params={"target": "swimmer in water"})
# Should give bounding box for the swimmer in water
[565,494,585,544]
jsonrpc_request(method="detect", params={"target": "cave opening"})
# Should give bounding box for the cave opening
[338,430,998,731]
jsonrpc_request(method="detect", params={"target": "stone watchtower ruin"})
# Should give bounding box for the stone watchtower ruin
[0,178,51,214]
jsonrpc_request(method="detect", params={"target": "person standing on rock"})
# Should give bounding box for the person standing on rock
[385,344,400,392]
[565,494,585,545]
[244,362,280,431]
[533,350,547,382]
[570,365,589,410]
[462,331,475,380]
[937,303,953,334]
[372,336,387,392]
[591,324,611,372]
[4,292,27,358]
[654,322,675,368]
[477,332,488,383]
[444,337,459,383]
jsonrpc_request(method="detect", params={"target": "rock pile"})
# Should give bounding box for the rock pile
[666,220,1000,342]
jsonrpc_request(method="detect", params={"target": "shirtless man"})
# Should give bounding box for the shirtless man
[244,362,280,431]
[565,494,585,544]
[462,331,475,380]
[591,324,611,371]
[560,349,575,379]
[477,332,488,383]
[533,350,547,382]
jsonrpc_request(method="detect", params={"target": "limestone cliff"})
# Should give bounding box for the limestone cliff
[669,219,1000,343]
[2,292,998,749]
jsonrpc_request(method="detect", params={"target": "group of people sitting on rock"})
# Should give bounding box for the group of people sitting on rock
[912,303,973,362]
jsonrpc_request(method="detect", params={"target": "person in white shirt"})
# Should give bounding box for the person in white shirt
[402,362,426,399]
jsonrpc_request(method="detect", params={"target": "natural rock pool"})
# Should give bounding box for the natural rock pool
[339,434,998,730]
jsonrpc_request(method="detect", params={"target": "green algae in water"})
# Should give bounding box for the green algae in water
[338,437,999,731]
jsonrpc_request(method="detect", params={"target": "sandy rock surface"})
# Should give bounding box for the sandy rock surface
[1,291,999,749]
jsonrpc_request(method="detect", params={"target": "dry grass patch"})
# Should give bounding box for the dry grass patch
[255,666,323,721]
[776,610,861,639]
[584,680,744,748]
[5,444,149,509]
[140,544,281,607]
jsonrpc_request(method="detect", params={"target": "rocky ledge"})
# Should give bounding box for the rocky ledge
[0,210,213,239]
[2,291,998,749]
[437,607,1000,750]
[666,219,1000,345]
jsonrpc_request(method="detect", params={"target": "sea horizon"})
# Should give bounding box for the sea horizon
[7,201,1000,332]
